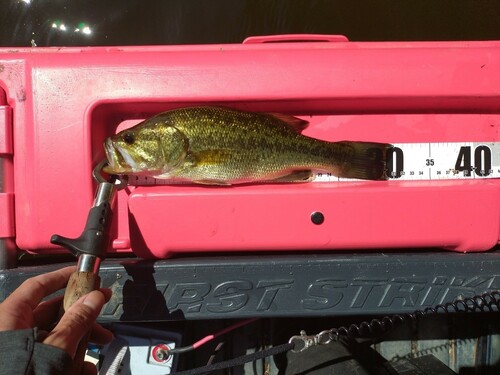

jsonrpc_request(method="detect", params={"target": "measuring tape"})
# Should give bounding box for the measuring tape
[128,142,500,185]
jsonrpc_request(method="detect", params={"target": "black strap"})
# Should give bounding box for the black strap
[172,342,295,375]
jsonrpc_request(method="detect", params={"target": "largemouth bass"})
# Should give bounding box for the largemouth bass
[103,107,391,185]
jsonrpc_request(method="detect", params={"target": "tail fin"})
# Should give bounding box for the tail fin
[336,141,392,180]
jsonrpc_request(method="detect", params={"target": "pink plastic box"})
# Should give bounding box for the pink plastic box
[1,35,500,259]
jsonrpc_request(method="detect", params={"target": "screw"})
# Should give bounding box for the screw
[156,349,168,361]
[311,211,324,225]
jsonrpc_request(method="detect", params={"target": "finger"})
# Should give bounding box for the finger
[43,290,105,358]
[89,323,113,345]
[0,301,31,331]
[33,288,110,331]
[32,295,63,330]
[4,266,76,310]
[100,288,112,303]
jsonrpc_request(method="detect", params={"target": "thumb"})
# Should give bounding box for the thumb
[43,290,105,357]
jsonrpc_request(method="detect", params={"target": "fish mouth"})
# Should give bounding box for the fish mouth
[103,138,133,174]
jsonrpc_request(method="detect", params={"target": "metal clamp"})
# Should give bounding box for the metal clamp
[50,161,126,272]
[289,330,333,353]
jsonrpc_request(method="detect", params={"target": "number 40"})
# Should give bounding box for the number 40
[454,146,492,176]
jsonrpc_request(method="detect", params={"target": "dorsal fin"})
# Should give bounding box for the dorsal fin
[267,113,309,133]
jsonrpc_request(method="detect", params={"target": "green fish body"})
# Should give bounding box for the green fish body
[104,107,391,185]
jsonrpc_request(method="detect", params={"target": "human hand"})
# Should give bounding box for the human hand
[0,266,113,374]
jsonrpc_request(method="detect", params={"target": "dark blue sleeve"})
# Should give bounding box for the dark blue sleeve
[0,328,72,375]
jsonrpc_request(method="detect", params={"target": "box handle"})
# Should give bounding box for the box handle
[243,34,349,44]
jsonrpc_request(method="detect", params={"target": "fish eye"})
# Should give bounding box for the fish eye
[123,132,135,145]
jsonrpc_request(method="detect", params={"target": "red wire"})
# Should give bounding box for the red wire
[191,318,258,349]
